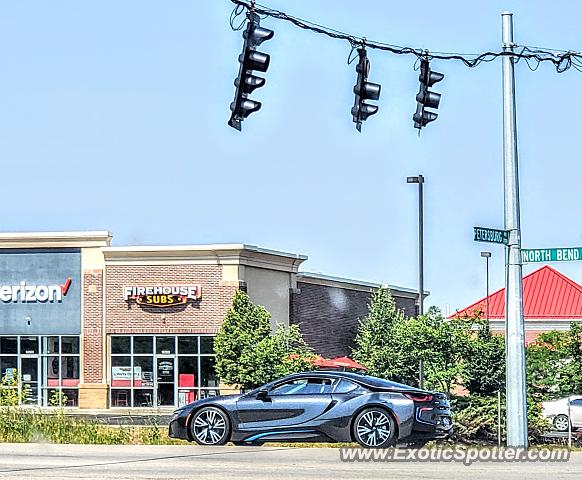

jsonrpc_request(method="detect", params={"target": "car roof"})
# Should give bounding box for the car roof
[281,370,424,392]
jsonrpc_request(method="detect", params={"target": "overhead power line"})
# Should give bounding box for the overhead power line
[229,0,582,73]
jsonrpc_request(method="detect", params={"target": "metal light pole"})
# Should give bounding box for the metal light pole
[481,251,491,321]
[407,175,424,316]
[407,175,424,389]
[502,11,528,448]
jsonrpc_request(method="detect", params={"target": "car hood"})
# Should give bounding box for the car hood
[177,393,242,412]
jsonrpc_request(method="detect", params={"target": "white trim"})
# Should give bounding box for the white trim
[0,231,111,248]
[102,243,306,260]
[297,272,425,299]
[103,244,307,273]
[490,319,582,331]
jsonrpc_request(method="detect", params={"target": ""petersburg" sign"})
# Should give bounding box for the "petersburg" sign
[521,247,582,263]
[474,227,510,245]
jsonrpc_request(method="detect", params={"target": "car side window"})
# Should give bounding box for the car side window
[333,378,359,394]
[570,399,582,407]
[270,378,334,395]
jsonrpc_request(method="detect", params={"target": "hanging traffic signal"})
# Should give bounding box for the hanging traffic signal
[413,58,444,130]
[228,13,274,131]
[351,47,381,132]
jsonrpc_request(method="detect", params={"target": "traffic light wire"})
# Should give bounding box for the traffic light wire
[229,0,582,73]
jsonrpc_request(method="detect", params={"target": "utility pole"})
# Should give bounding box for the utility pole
[501,11,528,448]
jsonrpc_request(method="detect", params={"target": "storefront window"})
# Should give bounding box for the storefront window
[156,337,175,355]
[112,336,130,354]
[133,356,154,388]
[61,337,79,354]
[110,335,217,408]
[0,337,17,355]
[200,337,214,354]
[111,389,131,407]
[178,336,197,354]
[21,337,38,355]
[0,335,80,407]
[201,357,218,388]
[134,336,153,354]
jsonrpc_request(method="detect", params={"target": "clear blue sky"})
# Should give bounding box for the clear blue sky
[0,0,580,314]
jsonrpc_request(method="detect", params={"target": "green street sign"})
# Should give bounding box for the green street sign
[521,247,582,263]
[474,227,509,245]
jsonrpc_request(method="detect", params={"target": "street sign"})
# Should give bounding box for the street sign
[474,227,509,245]
[521,247,582,263]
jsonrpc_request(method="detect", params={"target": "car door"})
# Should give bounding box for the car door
[570,398,582,426]
[235,377,334,431]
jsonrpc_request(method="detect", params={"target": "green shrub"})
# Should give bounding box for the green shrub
[452,394,551,444]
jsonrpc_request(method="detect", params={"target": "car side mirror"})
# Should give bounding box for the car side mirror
[256,389,269,401]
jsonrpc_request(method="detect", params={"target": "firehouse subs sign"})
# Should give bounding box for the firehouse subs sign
[123,285,202,307]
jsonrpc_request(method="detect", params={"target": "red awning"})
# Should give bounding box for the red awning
[310,355,366,370]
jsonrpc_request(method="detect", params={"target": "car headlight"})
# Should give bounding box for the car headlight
[170,408,186,421]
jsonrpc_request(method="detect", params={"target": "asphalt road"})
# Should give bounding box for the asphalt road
[0,443,579,480]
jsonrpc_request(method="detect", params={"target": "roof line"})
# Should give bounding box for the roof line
[542,265,582,293]
[297,271,426,296]
[449,265,582,319]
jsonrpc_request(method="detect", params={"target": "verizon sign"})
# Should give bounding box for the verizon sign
[0,278,72,303]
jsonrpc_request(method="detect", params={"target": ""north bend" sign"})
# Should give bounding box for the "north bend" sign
[521,247,582,263]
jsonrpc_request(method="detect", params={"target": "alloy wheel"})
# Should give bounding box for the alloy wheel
[354,409,394,448]
[553,414,570,432]
[192,407,229,445]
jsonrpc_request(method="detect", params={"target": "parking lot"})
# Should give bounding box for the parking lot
[0,444,580,480]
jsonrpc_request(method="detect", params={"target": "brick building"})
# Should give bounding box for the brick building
[0,231,419,409]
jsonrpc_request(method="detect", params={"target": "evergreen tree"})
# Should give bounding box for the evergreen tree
[214,290,272,389]
[214,290,313,390]
[352,287,405,379]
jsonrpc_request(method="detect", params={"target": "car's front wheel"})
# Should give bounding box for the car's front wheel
[553,414,570,432]
[352,407,397,448]
[190,407,231,445]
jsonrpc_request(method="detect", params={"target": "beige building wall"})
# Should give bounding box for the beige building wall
[243,266,293,328]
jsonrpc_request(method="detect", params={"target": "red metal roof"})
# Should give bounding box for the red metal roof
[450,266,582,319]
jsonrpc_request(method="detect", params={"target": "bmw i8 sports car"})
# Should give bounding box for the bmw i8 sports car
[168,371,452,448]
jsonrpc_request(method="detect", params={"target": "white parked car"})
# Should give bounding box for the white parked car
[541,395,582,431]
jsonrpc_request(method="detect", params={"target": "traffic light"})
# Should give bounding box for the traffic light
[413,58,444,130]
[228,13,274,131]
[351,47,381,132]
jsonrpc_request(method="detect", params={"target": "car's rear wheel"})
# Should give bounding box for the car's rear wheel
[190,407,231,445]
[553,414,570,432]
[352,407,397,448]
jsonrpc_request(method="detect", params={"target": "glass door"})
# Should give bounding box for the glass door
[156,357,175,406]
[20,357,39,405]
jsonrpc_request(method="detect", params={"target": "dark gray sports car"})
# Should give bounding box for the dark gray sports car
[168,371,452,448]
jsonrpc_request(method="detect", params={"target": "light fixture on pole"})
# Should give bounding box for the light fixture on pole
[481,251,491,322]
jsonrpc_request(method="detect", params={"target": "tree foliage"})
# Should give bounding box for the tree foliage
[214,290,313,390]
[464,318,505,395]
[526,325,582,400]
[353,289,470,394]
[352,287,407,380]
